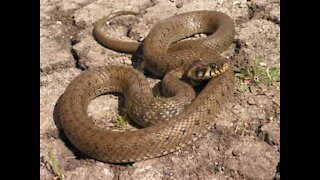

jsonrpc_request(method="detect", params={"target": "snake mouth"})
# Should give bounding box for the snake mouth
[186,60,230,81]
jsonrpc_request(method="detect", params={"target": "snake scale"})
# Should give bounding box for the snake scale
[59,10,236,163]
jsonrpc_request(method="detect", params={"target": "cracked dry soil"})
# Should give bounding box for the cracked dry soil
[40,0,280,179]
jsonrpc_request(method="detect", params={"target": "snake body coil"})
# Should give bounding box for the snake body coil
[60,10,236,163]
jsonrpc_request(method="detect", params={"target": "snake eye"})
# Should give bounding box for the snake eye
[209,63,217,69]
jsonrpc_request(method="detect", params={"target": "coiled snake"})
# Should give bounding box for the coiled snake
[59,10,236,163]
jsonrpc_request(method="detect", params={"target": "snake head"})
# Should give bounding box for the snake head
[186,57,230,81]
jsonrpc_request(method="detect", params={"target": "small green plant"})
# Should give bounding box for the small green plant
[155,91,163,98]
[115,115,128,127]
[266,66,280,88]
[154,89,167,99]
[238,83,250,92]
[48,149,64,180]
[235,58,280,89]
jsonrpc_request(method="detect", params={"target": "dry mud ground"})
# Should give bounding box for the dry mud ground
[40,0,280,179]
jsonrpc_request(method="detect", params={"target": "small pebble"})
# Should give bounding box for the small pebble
[259,61,267,67]
[247,97,256,105]
[176,3,183,8]
[56,21,62,25]
[163,169,173,176]
[265,89,276,97]
[103,168,113,176]
[232,149,241,156]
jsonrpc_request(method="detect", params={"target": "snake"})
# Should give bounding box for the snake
[59,10,236,163]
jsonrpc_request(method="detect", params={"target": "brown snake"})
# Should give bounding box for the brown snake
[59,10,236,163]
